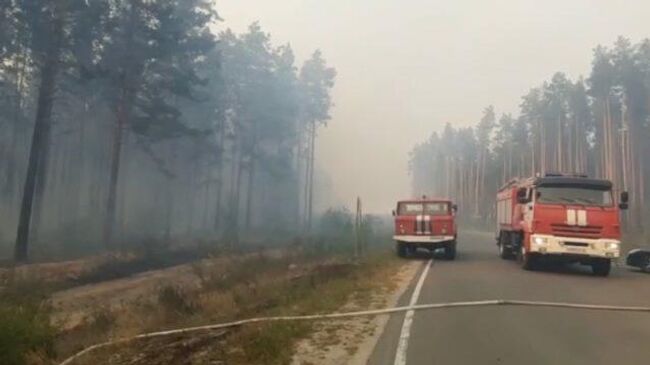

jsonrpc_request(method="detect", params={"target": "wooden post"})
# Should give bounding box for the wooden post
[355,197,363,260]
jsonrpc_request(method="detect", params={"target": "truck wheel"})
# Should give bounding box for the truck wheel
[444,241,457,260]
[499,243,511,260]
[591,259,611,277]
[407,245,417,256]
[396,243,408,258]
[518,246,535,270]
[498,232,513,260]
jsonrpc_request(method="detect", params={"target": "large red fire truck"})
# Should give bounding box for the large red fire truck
[496,173,628,276]
[393,197,458,259]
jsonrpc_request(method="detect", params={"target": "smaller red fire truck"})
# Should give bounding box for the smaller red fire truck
[393,197,458,259]
[496,173,628,276]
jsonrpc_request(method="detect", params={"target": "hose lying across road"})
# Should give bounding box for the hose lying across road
[59,299,650,365]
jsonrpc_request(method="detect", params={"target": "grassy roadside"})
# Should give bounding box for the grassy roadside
[1,208,397,365]
[0,284,57,365]
[55,249,402,365]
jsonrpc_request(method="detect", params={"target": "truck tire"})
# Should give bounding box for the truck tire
[498,232,514,260]
[396,243,408,258]
[407,245,417,256]
[591,259,611,277]
[499,243,511,260]
[518,245,535,271]
[444,241,457,260]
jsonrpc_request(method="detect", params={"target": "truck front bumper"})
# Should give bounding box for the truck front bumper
[394,235,455,250]
[394,235,455,243]
[528,234,620,259]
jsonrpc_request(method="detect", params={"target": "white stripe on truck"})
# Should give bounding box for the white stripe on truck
[577,210,587,226]
[567,209,576,225]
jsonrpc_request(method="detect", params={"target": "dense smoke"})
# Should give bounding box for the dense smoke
[0,1,335,260]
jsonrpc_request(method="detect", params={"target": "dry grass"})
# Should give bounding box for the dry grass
[55,250,402,365]
[0,283,57,365]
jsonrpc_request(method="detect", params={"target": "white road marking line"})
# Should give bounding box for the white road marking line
[394,259,433,365]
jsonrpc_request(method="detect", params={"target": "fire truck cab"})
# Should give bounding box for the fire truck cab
[496,173,628,276]
[393,198,458,259]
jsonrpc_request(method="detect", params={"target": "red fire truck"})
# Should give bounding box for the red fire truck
[496,173,628,276]
[393,197,458,259]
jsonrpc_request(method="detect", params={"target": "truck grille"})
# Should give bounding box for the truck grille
[564,242,589,247]
[414,220,433,235]
[551,224,602,238]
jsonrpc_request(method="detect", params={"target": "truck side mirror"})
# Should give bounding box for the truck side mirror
[452,204,458,212]
[619,191,629,209]
[621,191,629,204]
[392,210,396,216]
[516,188,529,204]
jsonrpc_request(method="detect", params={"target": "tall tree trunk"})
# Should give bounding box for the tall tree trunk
[4,121,19,201]
[531,120,536,175]
[117,137,129,242]
[102,95,127,248]
[14,18,63,262]
[30,130,52,243]
[213,120,226,232]
[232,149,245,244]
[474,156,480,215]
[69,102,88,224]
[245,157,255,230]
[539,121,544,174]
[306,121,316,231]
[214,173,224,231]
[186,158,197,235]
[557,113,562,171]
[244,123,258,231]
[3,48,27,203]
[4,95,20,201]
[303,128,311,229]
[604,100,611,179]
[294,133,303,226]
[164,178,173,242]
[202,180,211,231]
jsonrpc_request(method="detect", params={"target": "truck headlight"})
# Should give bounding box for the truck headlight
[533,237,548,246]
[605,242,620,251]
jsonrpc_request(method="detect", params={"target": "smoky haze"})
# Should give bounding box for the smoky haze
[218,0,650,214]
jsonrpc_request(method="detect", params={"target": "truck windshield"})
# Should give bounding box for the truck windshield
[424,203,449,215]
[398,202,449,215]
[536,187,613,206]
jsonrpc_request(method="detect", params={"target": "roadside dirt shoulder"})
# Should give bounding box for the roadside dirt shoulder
[291,259,419,365]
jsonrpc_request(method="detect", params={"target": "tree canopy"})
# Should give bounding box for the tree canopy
[410,37,650,230]
[0,2,336,260]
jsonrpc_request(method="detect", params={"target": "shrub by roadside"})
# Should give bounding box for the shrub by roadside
[0,285,57,365]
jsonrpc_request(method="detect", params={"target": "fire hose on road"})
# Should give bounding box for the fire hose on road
[59,299,650,365]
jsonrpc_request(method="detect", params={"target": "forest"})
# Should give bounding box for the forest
[410,37,650,232]
[0,1,336,262]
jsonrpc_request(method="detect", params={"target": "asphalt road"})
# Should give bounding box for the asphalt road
[369,232,650,365]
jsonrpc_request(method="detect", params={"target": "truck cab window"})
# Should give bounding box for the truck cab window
[536,187,613,206]
[398,203,424,215]
[424,203,450,215]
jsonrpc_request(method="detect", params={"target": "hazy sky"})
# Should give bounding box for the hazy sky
[216,0,650,213]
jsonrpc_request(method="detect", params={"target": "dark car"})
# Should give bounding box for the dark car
[626,249,650,273]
